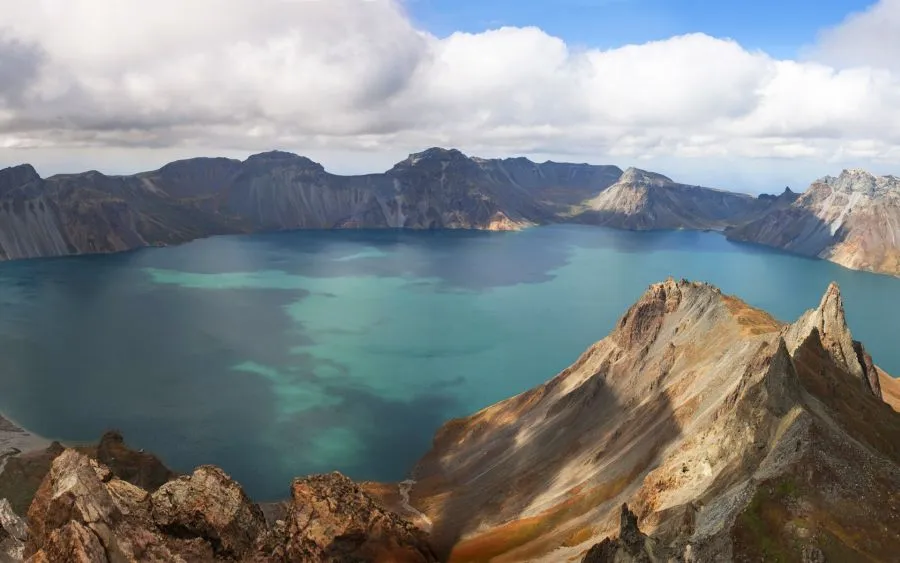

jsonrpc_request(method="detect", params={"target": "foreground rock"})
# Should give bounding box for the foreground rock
[728,168,900,276]
[281,473,437,562]
[402,278,900,561]
[21,449,436,562]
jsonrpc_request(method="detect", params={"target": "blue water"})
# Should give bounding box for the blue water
[0,225,897,500]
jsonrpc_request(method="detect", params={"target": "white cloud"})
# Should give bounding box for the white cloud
[0,0,899,192]
[813,0,900,72]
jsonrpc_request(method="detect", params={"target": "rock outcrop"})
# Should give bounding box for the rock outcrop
[18,447,437,562]
[728,168,900,276]
[398,278,900,562]
[280,472,437,562]
[571,167,774,231]
[581,504,660,562]
[0,498,27,562]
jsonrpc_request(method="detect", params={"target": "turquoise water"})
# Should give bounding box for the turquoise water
[0,225,897,500]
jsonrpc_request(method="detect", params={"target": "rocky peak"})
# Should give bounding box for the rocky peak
[618,167,673,187]
[821,168,900,196]
[243,151,325,172]
[391,147,474,172]
[282,472,438,562]
[0,164,41,194]
[784,282,882,399]
[581,504,656,562]
[96,430,176,492]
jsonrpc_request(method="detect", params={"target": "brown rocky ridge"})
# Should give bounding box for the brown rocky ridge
[396,278,900,561]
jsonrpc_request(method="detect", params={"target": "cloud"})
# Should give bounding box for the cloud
[0,0,899,184]
[812,0,900,72]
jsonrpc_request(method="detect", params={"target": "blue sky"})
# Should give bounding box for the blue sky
[408,0,873,58]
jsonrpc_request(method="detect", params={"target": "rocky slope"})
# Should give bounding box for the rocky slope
[0,150,798,262]
[0,149,614,261]
[728,169,900,276]
[571,168,794,231]
[398,278,900,562]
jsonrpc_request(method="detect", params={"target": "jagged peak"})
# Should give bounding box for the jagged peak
[817,168,900,195]
[0,164,41,193]
[618,167,674,186]
[783,282,883,399]
[613,278,724,349]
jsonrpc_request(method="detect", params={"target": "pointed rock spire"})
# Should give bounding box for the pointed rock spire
[784,282,882,399]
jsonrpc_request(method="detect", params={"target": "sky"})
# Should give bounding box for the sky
[1,0,899,193]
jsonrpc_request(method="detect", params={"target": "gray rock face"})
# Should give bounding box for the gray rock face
[573,167,773,230]
[0,149,789,262]
[728,168,900,276]
[0,149,616,261]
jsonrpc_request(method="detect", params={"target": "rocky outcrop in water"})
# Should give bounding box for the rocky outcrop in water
[728,169,900,276]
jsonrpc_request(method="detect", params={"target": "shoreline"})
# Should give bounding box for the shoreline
[0,413,51,475]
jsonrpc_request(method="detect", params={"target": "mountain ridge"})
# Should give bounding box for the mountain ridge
[3,150,900,278]
[0,148,781,262]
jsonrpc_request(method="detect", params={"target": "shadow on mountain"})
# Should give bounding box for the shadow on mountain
[724,205,842,263]
[413,373,682,561]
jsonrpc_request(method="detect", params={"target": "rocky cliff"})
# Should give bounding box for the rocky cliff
[0,150,798,262]
[570,168,781,231]
[0,148,612,261]
[398,278,900,562]
[727,169,900,276]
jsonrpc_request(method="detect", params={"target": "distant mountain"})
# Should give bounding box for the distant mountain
[728,169,900,276]
[0,148,826,265]
[5,280,900,561]
[571,167,792,231]
[395,279,900,561]
[0,148,629,261]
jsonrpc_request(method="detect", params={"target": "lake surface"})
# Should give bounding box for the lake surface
[0,225,898,500]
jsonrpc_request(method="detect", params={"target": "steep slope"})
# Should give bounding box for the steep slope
[400,279,900,562]
[0,166,242,261]
[728,169,900,276]
[476,157,623,215]
[571,168,771,230]
[0,149,600,261]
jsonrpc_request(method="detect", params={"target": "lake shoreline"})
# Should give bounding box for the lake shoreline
[0,412,51,476]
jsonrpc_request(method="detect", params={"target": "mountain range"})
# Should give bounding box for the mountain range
[3,148,899,276]
[1,279,898,562]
